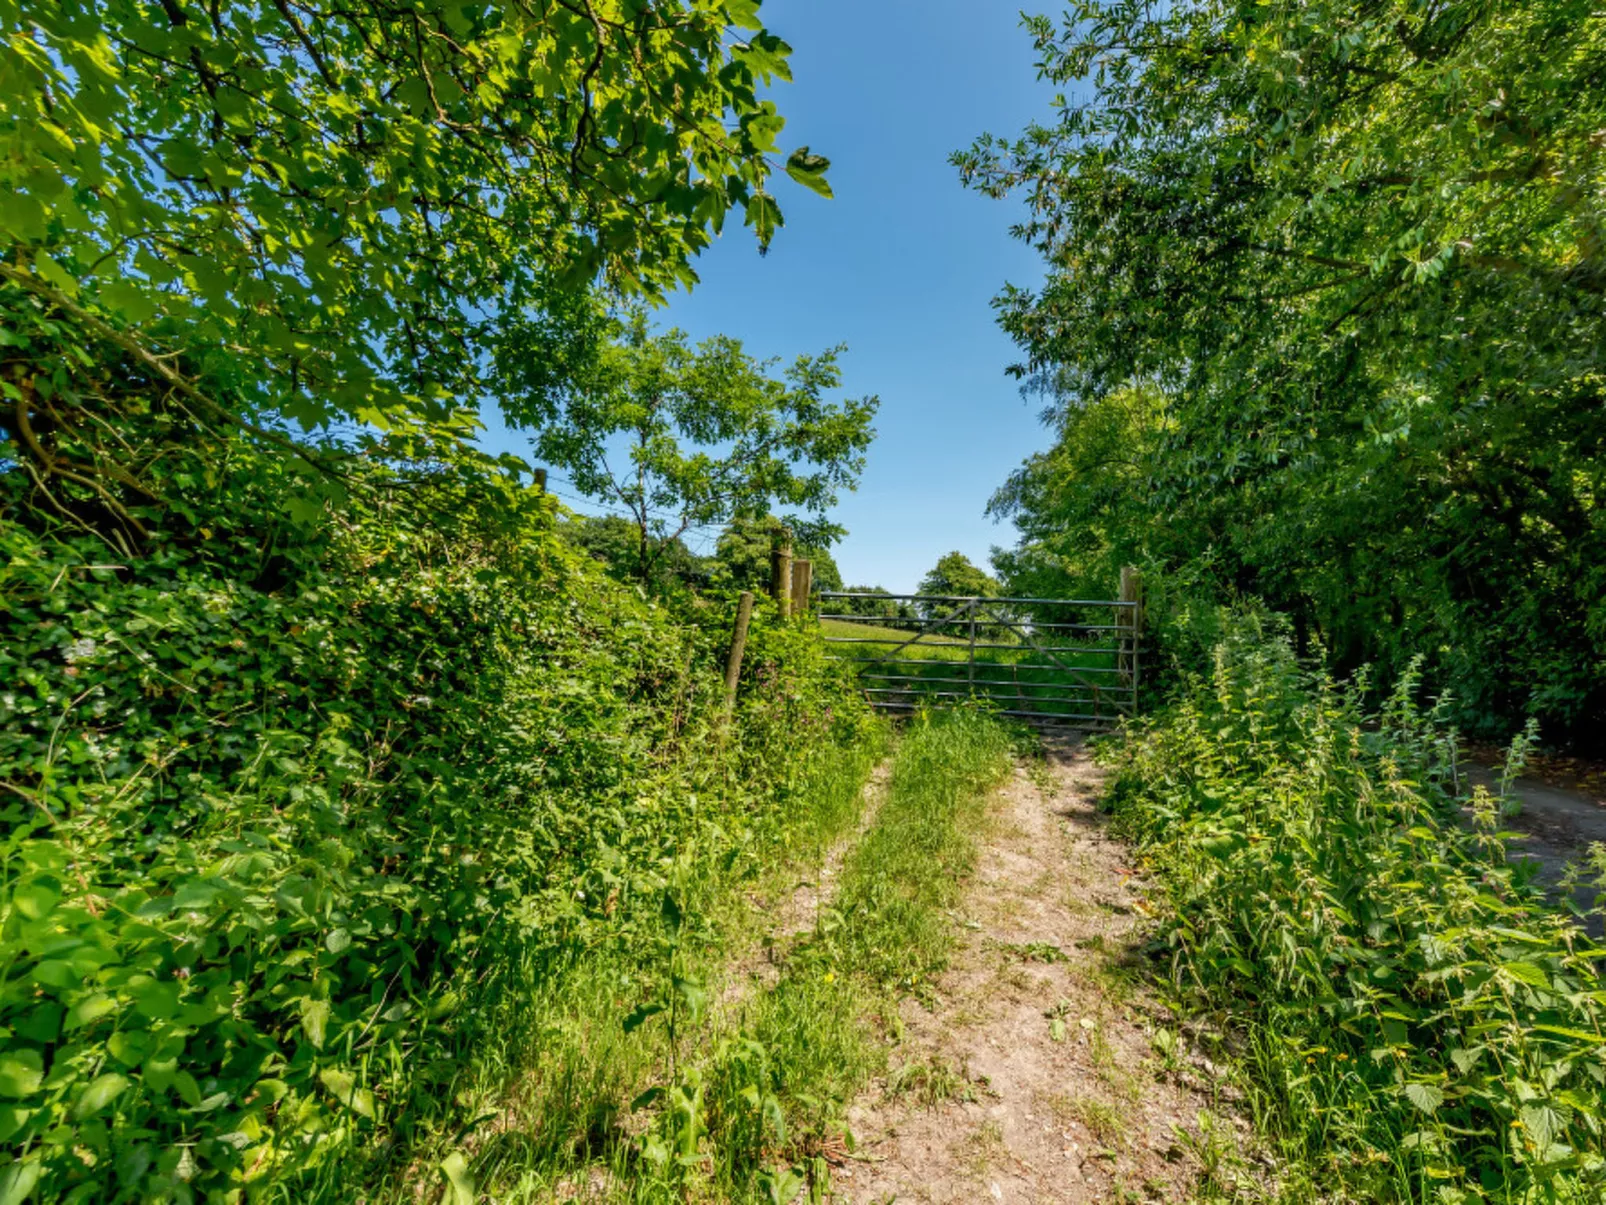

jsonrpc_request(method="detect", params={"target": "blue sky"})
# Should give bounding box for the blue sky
[489,1,1059,593]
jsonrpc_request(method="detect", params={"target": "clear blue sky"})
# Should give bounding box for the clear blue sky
[489,1,1058,593]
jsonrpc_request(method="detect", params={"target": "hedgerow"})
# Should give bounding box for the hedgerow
[1103,631,1606,1202]
[0,405,877,1201]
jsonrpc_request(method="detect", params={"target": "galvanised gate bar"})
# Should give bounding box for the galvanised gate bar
[817,589,1142,728]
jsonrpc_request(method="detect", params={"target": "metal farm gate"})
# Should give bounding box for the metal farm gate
[817,586,1142,729]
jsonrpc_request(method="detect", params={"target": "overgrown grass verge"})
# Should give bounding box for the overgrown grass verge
[522,708,1015,1203]
[408,734,887,1204]
[1101,633,1606,1203]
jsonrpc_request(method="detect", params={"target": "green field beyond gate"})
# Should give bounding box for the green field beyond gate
[818,592,1140,727]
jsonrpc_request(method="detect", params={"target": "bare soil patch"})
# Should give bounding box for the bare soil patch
[835,738,1243,1204]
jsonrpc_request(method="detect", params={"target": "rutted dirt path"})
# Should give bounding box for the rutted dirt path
[834,738,1244,1204]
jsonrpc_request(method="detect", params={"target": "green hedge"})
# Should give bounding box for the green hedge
[0,432,875,1202]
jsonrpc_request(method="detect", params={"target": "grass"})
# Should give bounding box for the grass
[887,1055,971,1107]
[348,731,888,1204]
[819,616,1134,724]
[392,708,1015,1203]
[1045,1091,1128,1148]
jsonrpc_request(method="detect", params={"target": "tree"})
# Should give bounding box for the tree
[507,311,877,581]
[710,516,843,594]
[562,514,706,590]
[2,0,832,446]
[960,1,1606,744]
[986,384,1170,600]
[918,552,1000,599]
[835,585,917,627]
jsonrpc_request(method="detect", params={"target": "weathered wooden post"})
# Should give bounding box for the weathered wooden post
[789,558,812,620]
[723,590,755,715]
[770,533,793,613]
[1118,566,1144,703]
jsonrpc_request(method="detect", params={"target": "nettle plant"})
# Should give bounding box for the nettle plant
[1104,635,1606,1202]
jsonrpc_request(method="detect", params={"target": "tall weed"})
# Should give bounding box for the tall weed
[1103,636,1606,1202]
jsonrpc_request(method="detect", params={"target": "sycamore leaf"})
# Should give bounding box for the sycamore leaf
[34,252,79,296]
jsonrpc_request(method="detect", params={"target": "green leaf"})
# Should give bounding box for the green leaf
[441,1152,476,1205]
[672,975,708,1024]
[172,1071,202,1108]
[622,1002,666,1034]
[10,881,59,921]
[784,147,832,199]
[65,993,117,1030]
[319,1067,376,1119]
[1405,1082,1444,1114]
[0,1105,33,1145]
[1529,1024,1605,1044]
[0,1157,42,1205]
[30,961,73,990]
[73,1072,130,1118]
[661,890,684,932]
[283,495,326,526]
[630,1085,665,1110]
[300,998,330,1049]
[34,252,78,297]
[106,1032,147,1068]
[130,978,180,1020]
[1501,962,1551,990]
[14,1006,60,1045]
[0,189,47,241]
[0,1052,43,1099]
[99,278,159,324]
[325,928,352,955]
[725,0,763,31]
[743,193,783,248]
[1520,1104,1566,1149]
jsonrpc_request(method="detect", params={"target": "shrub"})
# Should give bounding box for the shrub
[0,424,876,1201]
[1103,635,1606,1202]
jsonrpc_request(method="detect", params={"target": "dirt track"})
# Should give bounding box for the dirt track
[832,740,1254,1204]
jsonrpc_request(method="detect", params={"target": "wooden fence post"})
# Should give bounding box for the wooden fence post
[770,534,793,613]
[723,590,755,715]
[1118,566,1143,697]
[789,558,812,619]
